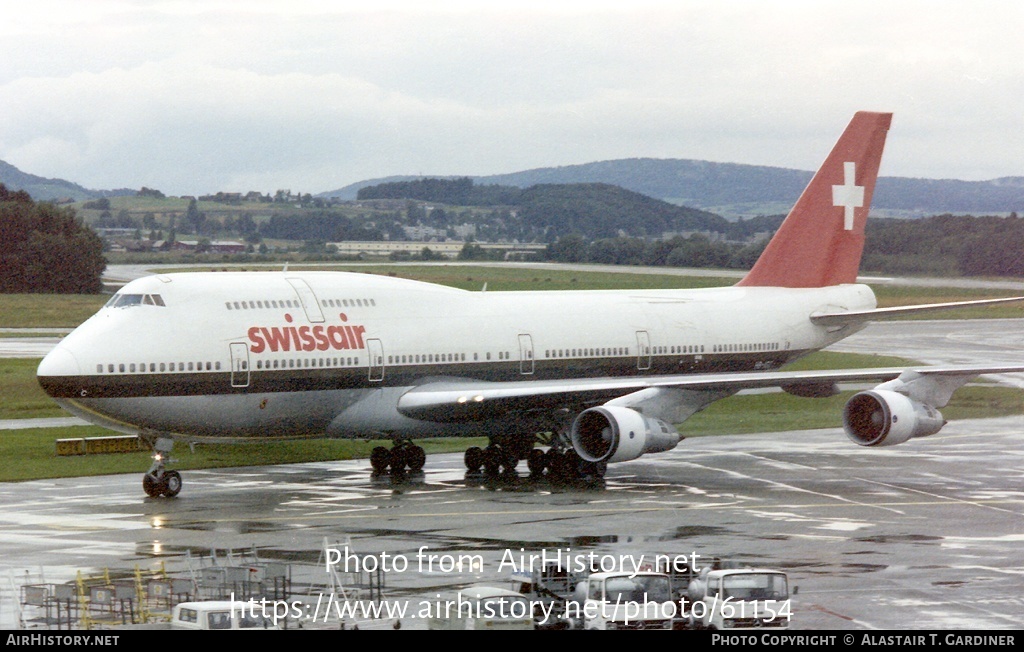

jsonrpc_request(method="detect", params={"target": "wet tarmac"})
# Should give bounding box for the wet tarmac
[1,416,1022,630]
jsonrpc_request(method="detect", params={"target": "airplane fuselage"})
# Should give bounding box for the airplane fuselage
[37,270,876,442]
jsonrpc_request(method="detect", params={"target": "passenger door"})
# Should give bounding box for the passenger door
[518,334,534,375]
[230,342,250,388]
[636,331,651,370]
[367,338,384,382]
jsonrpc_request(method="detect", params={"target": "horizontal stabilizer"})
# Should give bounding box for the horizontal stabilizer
[810,296,1024,326]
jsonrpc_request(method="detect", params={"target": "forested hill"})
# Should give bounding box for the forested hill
[327,159,1024,218]
[0,160,133,202]
[358,178,730,239]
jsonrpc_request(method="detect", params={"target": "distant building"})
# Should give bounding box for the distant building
[326,240,546,259]
[170,240,246,253]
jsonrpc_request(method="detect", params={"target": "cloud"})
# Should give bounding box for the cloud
[1,1,1023,195]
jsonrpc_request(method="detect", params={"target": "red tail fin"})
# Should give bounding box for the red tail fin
[737,111,892,288]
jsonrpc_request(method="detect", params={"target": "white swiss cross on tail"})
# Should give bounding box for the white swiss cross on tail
[738,111,891,288]
[832,161,865,230]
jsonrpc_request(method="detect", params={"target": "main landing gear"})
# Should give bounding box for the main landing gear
[370,441,427,476]
[142,436,182,498]
[463,438,607,484]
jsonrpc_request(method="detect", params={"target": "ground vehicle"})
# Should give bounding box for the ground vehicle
[170,600,280,630]
[569,571,676,630]
[427,585,535,630]
[685,568,791,630]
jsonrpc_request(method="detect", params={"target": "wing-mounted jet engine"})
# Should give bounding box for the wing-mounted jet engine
[570,406,681,464]
[842,370,976,447]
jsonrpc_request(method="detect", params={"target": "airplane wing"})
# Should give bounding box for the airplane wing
[396,364,1024,422]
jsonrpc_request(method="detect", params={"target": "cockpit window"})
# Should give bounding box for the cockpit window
[105,293,166,308]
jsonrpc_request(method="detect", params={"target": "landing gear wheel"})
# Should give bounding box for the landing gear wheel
[370,446,391,473]
[163,470,183,497]
[143,473,162,498]
[577,460,606,484]
[546,450,571,481]
[407,446,426,472]
[484,444,516,476]
[465,446,484,472]
[527,449,547,476]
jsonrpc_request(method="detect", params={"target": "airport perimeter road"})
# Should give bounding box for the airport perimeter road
[1,416,1022,631]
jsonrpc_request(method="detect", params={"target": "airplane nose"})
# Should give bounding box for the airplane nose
[37,346,81,385]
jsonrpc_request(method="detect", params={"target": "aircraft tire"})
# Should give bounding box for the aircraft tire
[143,473,162,498]
[370,446,391,473]
[527,449,547,476]
[464,446,484,472]
[407,445,426,471]
[483,445,503,475]
[163,470,183,498]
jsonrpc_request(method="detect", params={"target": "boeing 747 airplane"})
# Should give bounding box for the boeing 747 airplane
[36,112,1024,497]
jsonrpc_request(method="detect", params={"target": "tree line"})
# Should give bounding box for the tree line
[0,184,106,293]
[544,213,1024,277]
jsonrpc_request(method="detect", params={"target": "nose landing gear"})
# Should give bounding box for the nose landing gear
[142,436,182,498]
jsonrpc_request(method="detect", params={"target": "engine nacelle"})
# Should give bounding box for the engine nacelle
[570,406,681,463]
[842,389,946,447]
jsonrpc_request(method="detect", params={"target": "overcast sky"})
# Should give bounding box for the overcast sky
[1,1,1022,196]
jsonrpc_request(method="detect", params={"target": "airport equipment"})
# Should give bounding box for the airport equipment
[683,567,792,630]
[567,571,676,630]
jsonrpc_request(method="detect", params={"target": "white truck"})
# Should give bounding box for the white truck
[683,567,792,630]
[568,571,677,630]
[170,600,280,630]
